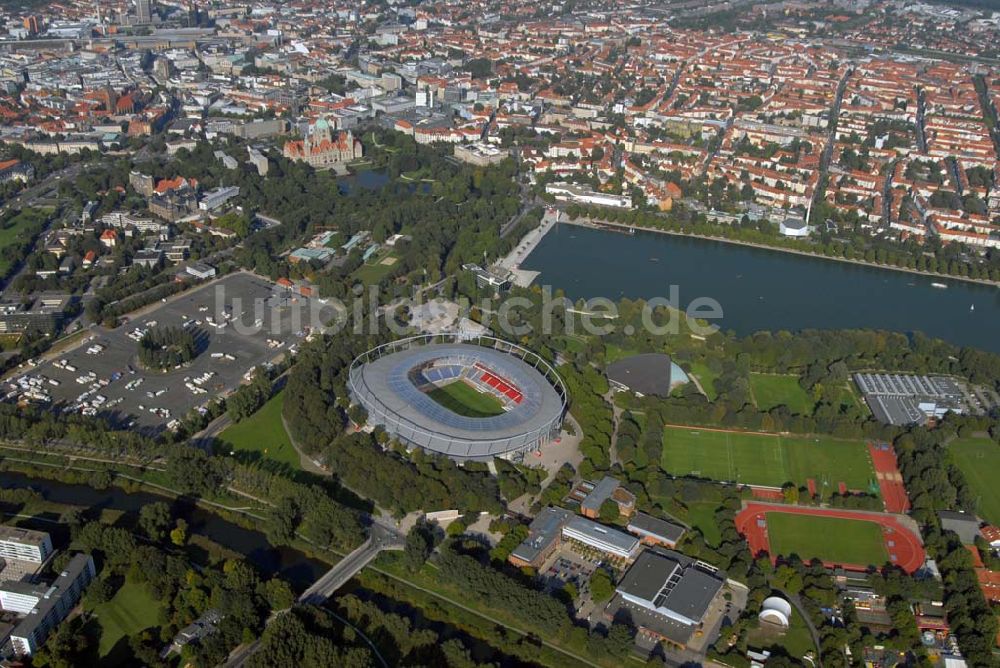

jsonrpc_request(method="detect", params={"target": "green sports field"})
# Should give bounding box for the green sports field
[661,426,876,491]
[767,513,888,566]
[428,381,505,417]
[950,437,1000,525]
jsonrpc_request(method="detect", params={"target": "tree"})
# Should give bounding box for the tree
[138,501,172,542]
[138,326,196,370]
[262,578,295,611]
[402,522,434,572]
[265,498,298,545]
[85,577,115,606]
[30,616,91,667]
[89,469,113,489]
[782,482,800,504]
[166,447,225,496]
[598,498,620,523]
[605,622,634,659]
[227,367,271,422]
[170,518,188,546]
[590,568,615,603]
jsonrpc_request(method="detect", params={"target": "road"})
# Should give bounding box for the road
[881,158,899,228]
[916,88,928,154]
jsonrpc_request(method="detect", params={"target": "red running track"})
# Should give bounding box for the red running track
[751,487,784,502]
[735,502,925,574]
[868,442,911,514]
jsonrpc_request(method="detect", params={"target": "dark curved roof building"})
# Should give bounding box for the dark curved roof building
[607,353,688,397]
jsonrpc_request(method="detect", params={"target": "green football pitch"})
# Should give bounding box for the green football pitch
[660,426,876,491]
[950,437,1000,526]
[427,380,506,418]
[767,513,888,567]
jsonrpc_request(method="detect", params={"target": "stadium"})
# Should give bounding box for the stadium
[348,335,567,462]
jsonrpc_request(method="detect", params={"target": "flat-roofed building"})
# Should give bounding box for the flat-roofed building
[579,476,636,519]
[545,182,632,208]
[454,142,508,166]
[509,507,572,568]
[561,516,640,561]
[612,548,725,648]
[0,294,71,335]
[0,527,52,565]
[5,553,96,656]
[627,512,686,548]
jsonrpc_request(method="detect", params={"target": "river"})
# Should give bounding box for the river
[520,224,1000,353]
[0,472,328,587]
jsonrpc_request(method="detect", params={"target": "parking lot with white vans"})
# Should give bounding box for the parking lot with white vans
[6,272,334,434]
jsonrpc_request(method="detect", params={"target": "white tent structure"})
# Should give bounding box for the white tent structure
[758,596,792,628]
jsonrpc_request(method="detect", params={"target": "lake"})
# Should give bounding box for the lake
[338,169,390,194]
[520,224,1000,353]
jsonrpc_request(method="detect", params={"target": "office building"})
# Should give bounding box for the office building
[4,554,96,656]
[0,294,71,335]
[509,507,572,568]
[199,186,240,211]
[561,516,641,561]
[0,528,52,565]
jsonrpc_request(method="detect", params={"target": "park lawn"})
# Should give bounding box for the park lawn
[748,605,816,658]
[750,373,814,414]
[950,437,1000,525]
[767,513,888,567]
[557,335,587,354]
[680,501,722,546]
[89,580,162,658]
[0,208,48,275]
[604,343,638,364]
[219,391,301,470]
[688,361,719,400]
[428,381,505,418]
[352,250,399,285]
[661,426,876,491]
[834,384,864,412]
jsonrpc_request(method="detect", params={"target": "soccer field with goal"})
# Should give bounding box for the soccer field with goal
[660,426,876,491]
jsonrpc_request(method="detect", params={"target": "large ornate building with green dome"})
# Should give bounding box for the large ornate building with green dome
[282,118,363,168]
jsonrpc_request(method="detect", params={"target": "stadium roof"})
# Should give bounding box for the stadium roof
[350,340,566,461]
[606,353,674,396]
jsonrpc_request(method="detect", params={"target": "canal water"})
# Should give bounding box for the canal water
[0,472,328,587]
[520,224,1000,353]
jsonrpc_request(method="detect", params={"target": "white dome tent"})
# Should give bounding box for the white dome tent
[758,596,793,628]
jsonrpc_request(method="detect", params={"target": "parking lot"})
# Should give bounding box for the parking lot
[7,272,335,434]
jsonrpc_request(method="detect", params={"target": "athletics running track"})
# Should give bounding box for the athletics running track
[735,502,925,574]
[868,442,911,514]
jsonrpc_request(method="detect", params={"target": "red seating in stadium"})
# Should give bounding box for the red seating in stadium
[474,364,524,404]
